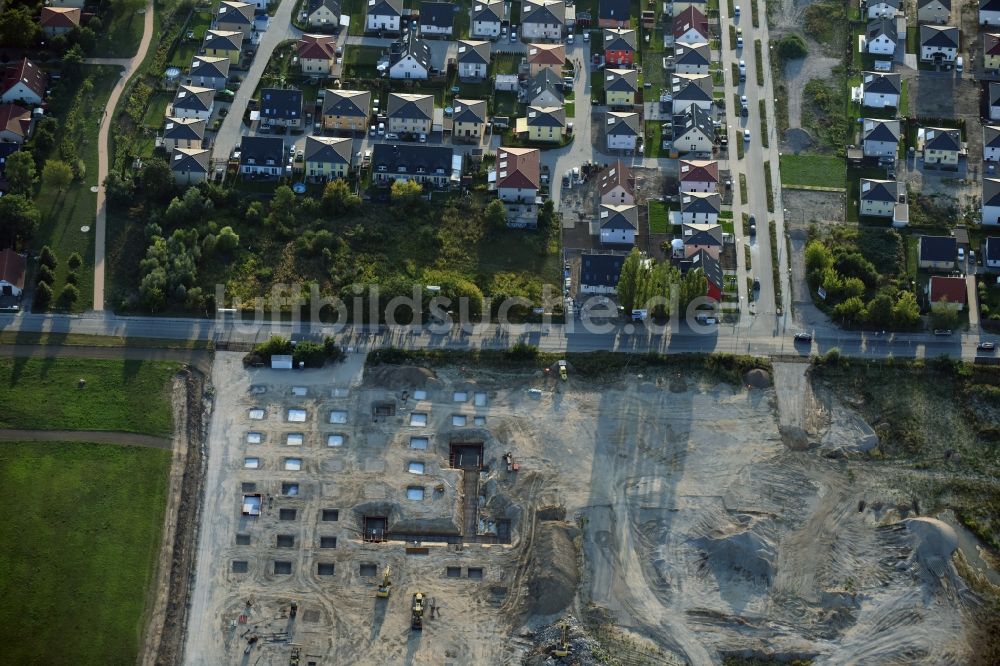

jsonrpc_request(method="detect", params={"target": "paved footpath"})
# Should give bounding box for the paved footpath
[0,429,171,449]
[88,0,156,312]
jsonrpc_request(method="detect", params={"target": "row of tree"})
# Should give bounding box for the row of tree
[616,248,709,318]
[31,246,81,310]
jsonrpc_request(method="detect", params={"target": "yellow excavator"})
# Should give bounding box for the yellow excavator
[411,593,425,630]
[553,622,570,657]
[376,566,392,598]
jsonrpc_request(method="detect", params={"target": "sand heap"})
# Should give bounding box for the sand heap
[695,525,777,585]
[903,517,958,579]
[365,365,438,389]
[527,521,581,616]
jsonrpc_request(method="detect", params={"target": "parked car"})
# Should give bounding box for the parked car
[794,332,812,342]
[510,26,517,42]
[744,128,751,142]
[749,214,756,235]
[386,132,399,140]
[377,122,385,135]
[568,33,574,44]
[934,329,953,336]
[583,32,590,42]
[419,133,427,143]
[978,341,996,351]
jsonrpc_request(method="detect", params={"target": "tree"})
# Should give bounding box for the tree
[834,296,867,324]
[616,248,645,312]
[0,195,41,248]
[63,44,85,78]
[266,185,297,237]
[216,226,240,253]
[139,158,176,203]
[865,291,894,328]
[34,282,52,310]
[104,171,135,205]
[485,199,508,231]
[73,158,87,182]
[930,298,959,330]
[59,283,79,307]
[35,265,54,286]
[678,268,708,314]
[67,252,83,271]
[5,151,36,194]
[835,252,880,288]
[537,199,557,233]
[38,246,58,270]
[805,239,834,273]
[42,160,73,192]
[0,7,39,49]
[841,276,866,300]
[28,118,59,165]
[777,33,808,62]
[390,179,424,212]
[322,179,360,214]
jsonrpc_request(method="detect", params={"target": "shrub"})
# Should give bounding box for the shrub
[67,252,83,270]
[35,265,54,286]
[59,283,79,306]
[34,281,52,309]
[39,245,57,269]
[65,272,78,285]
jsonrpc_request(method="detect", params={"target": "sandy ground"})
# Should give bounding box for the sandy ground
[182,355,982,665]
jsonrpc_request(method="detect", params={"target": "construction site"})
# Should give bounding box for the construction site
[182,353,995,665]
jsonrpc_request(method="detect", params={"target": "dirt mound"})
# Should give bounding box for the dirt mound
[536,506,567,521]
[744,368,772,388]
[527,521,581,616]
[364,365,438,389]
[784,127,815,153]
[904,517,958,578]
[695,527,777,584]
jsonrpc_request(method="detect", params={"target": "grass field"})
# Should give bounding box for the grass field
[778,154,846,188]
[0,358,179,436]
[94,0,147,57]
[648,200,671,233]
[0,441,170,665]
[33,66,121,313]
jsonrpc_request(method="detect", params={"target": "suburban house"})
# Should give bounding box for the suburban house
[984,236,1000,269]
[918,0,950,23]
[496,146,540,202]
[419,1,455,37]
[598,0,631,27]
[670,73,713,113]
[526,43,565,76]
[672,103,715,154]
[986,33,1000,71]
[983,177,1000,225]
[304,135,353,181]
[673,0,707,13]
[528,69,564,106]
[1,59,45,106]
[605,111,640,151]
[213,1,255,36]
[451,98,487,141]
[861,71,900,108]
[260,88,303,128]
[0,104,30,144]
[456,40,490,79]
[40,7,80,36]
[471,0,505,38]
[919,24,959,62]
[922,127,962,166]
[202,30,243,64]
[672,7,709,46]
[371,143,454,187]
[679,159,718,193]
[859,178,903,218]
[387,92,434,135]
[683,250,723,301]
[682,222,723,259]
[599,161,635,205]
[169,85,214,120]
[521,0,566,41]
[604,27,636,66]
[170,147,211,185]
[297,34,337,75]
[188,55,230,89]
[866,18,898,56]
[862,118,901,160]
[495,74,518,91]
[239,136,285,177]
[680,192,721,225]
[367,0,403,32]
[524,105,566,142]
[672,42,711,75]
[984,125,1000,161]
[580,253,626,294]
[306,0,341,29]
[321,89,370,131]
[991,83,1000,121]
[982,0,1000,26]
[388,33,432,79]
[918,234,958,269]
[604,68,638,106]
[928,275,967,310]
[0,249,26,298]
[162,117,205,151]
[599,204,638,245]
[867,0,899,18]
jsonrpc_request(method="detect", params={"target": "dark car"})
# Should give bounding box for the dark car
[978,341,996,351]
[934,329,953,336]
[794,332,813,342]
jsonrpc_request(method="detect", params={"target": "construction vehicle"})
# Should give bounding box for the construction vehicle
[411,593,425,630]
[553,622,570,657]
[376,566,392,598]
[557,360,568,381]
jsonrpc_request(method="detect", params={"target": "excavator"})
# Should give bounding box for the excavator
[411,592,425,631]
[376,566,392,599]
[552,622,570,657]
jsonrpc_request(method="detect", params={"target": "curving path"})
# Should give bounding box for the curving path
[90,0,156,312]
[0,428,172,449]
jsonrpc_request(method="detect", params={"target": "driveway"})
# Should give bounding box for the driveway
[211,0,303,163]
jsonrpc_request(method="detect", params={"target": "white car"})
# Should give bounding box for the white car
[568,33,574,43]
[741,95,748,108]
[583,32,590,42]
[744,129,751,142]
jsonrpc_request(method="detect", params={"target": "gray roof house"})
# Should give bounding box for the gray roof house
[528,69,565,106]
[188,55,230,90]
[260,88,304,127]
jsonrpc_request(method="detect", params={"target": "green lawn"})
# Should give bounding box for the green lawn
[33,66,121,312]
[169,42,199,69]
[644,120,665,158]
[778,154,846,188]
[94,0,147,57]
[342,0,368,35]
[0,441,170,666]
[493,91,520,118]
[342,45,383,79]
[143,92,173,130]
[648,200,672,233]
[0,358,179,436]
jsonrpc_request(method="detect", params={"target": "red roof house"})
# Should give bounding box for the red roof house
[929,275,967,310]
